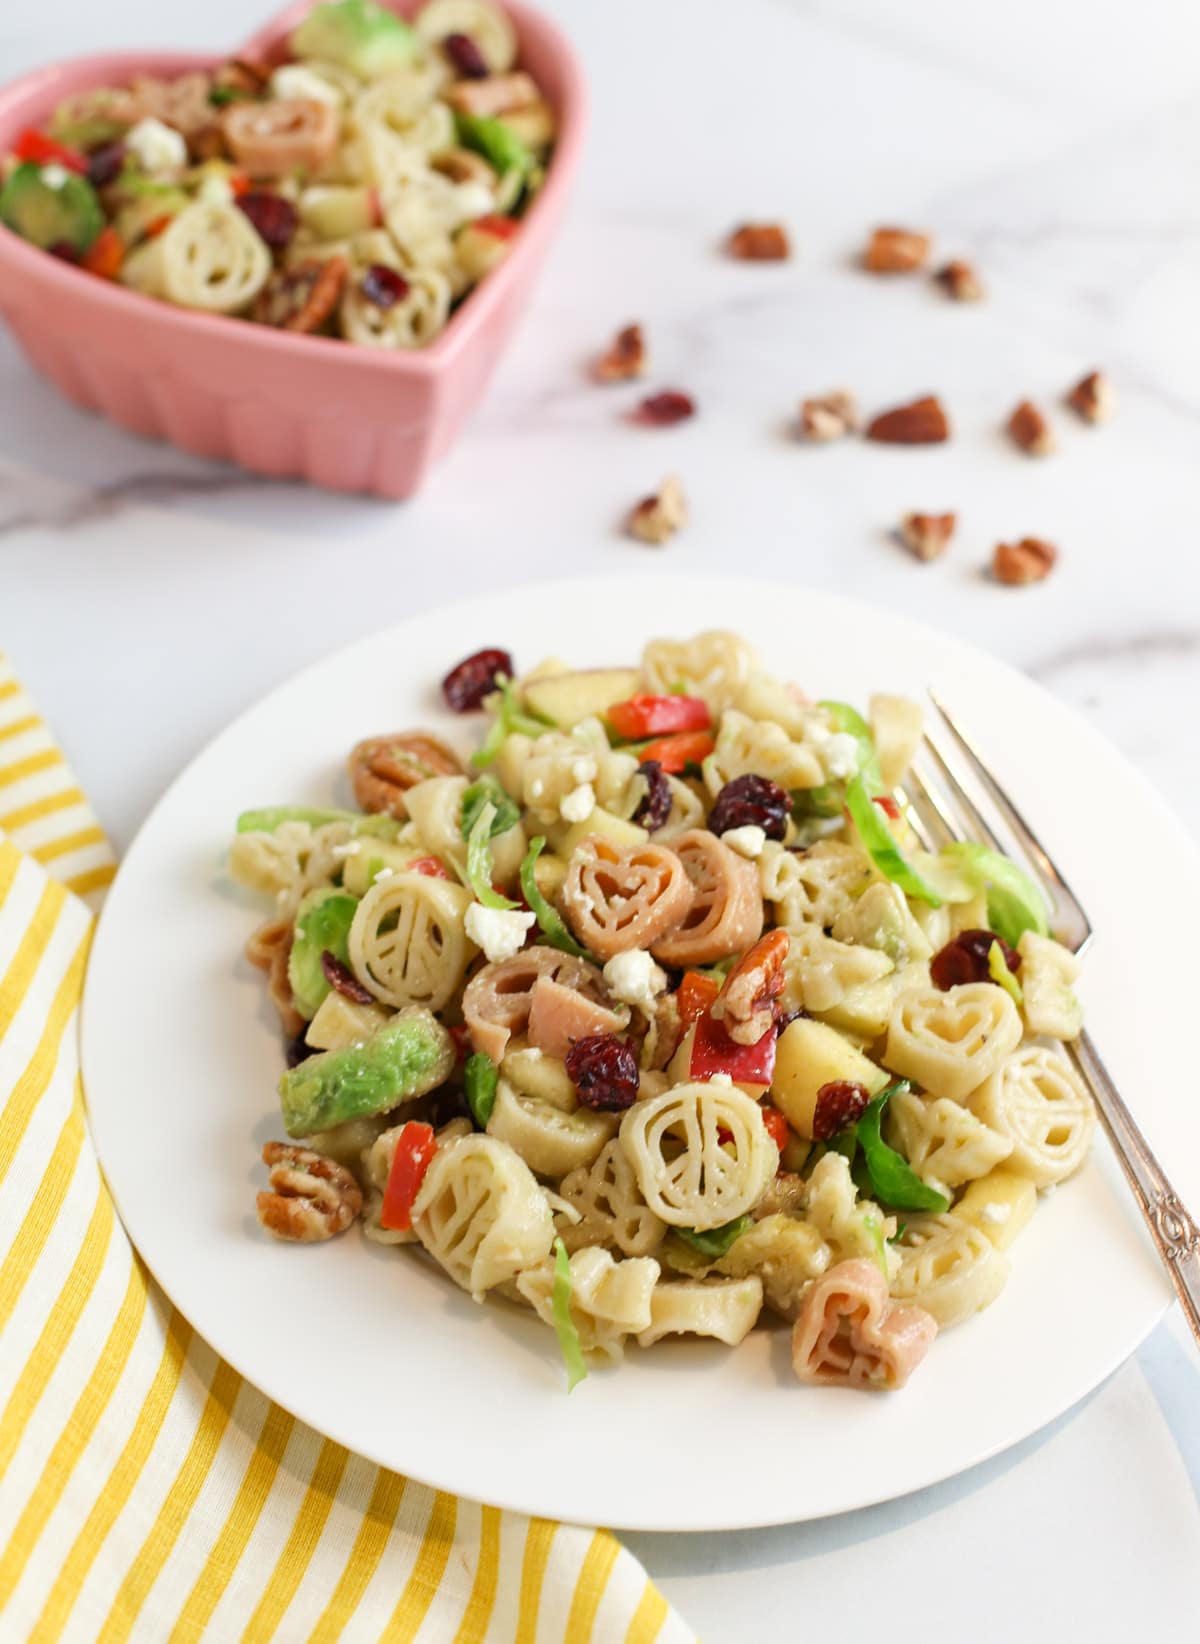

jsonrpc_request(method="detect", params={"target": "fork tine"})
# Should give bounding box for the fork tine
[918,738,1006,852]
[902,763,964,851]
[928,690,1093,945]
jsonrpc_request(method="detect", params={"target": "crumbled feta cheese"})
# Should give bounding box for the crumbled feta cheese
[41,163,69,190]
[197,173,235,206]
[824,731,860,780]
[980,1203,1012,1225]
[708,1072,734,1087]
[529,778,545,800]
[466,903,536,963]
[721,824,766,859]
[269,64,343,105]
[570,757,597,785]
[373,866,394,881]
[603,950,667,1015]
[330,841,361,859]
[452,180,496,223]
[124,117,187,173]
[559,782,595,824]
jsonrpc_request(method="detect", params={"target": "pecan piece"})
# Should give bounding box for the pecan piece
[866,396,950,444]
[864,226,931,273]
[443,71,539,117]
[348,731,464,818]
[992,537,1058,586]
[636,390,695,426]
[253,256,348,333]
[593,322,647,383]
[711,930,790,1046]
[899,511,956,562]
[432,146,498,188]
[627,475,688,545]
[801,390,857,442]
[245,918,306,1039]
[1066,370,1115,424]
[1007,400,1057,456]
[726,222,791,261]
[934,259,985,301]
[256,1142,363,1242]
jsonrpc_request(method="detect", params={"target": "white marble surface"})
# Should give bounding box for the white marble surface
[2,0,1199,1636]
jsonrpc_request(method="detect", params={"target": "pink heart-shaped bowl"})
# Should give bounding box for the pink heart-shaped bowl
[0,1,585,498]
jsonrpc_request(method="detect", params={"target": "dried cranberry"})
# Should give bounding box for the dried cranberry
[360,263,409,309]
[930,929,1020,991]
[565,1033,640,1111]
[87,140,126,188]
[321,950,375,1004]
[285,1033,316,1068]
[812,1080,870,1140]
[774,1006,808,1035]
[443,31,490,77]
[631,759,672,830]
[236,191,298,250]
[708,774,790,841]
[442,646,514,712]
[636,390,696,426]
[47,241,80,263]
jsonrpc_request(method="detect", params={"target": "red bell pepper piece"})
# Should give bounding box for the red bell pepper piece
[873,795,901,822]
[608,694,712,740]
[14,129,88,175]
[379,1122,437,1231]
[474,214,520,240]
[408,855,453,880]
[637,730,715,774]
[81,225,124,280]
[677,970,719,1026]
[690,1008,776,1090]
[760,1106,790,1152]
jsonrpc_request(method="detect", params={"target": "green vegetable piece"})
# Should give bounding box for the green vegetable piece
[519,836,588,959]
[550,1237,588,1392]
[675,1216,752,1259]
[464,1053,499,1128]
[290,0,416,79]
[465,801,517,910]
[471,679,551,770]
[792,783,846,821]
[988,939,1024,1006]
[279,1008,454,1138]
[845,775,943,907]
[236,805,400,839]
[940,842,1051,947]
[856,1083,951,1214]
[50,98,127,151]
[461,778,520,843]
[817,700,884,794]
[287,887,360,1020]
[862,1212,889,1276]
[0,162,103,254]
[456,113,535,177]
[208,85,248,107]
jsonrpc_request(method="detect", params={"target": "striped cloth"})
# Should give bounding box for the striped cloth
[0,656,694,1644]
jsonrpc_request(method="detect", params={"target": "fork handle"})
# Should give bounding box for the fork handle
[1072,1028,1200,1348]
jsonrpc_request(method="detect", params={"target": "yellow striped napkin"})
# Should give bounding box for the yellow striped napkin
[0,656,693,1644]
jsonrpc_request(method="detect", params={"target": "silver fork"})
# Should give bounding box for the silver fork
[899,693,1200,1351]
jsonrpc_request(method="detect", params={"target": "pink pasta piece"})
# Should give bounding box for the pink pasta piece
[526,975,629,1060]
[791,1258,937,1391]
[462,945,608,1063]
[650,830,763,968]
[222,99,339,178]
[561,836,694,961]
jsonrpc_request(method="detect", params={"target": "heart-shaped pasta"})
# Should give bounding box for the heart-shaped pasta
[706,710,824,793]
[649,831,763,968]
[619,1082,776,1229]
[222,97,339,176]
[413,1134,555,1299]
[462,945,608,1062]
[516,1246,660,1367]
[636,1276,764,1347]
[792,1258,937,1390]
[884,982,1023,1103]
[348,870,474,1011]
[759,839,874,931]
[641,631,759,712]
[712,1213,832,1320]
[485,1079,617,1178]
[803,1153,895,1271]
[340,266,452,349]
[886,1089,1013,1189]
[968,1045,1096,1186]
[556,1138,667,1257]
[889,1213,1010,1328]
[782,924,892,1015]
[350,72,449,147]
[229,819,354,909]
[149,201,272,316]
[1017,931,1084,1041]
[561,835,694,961]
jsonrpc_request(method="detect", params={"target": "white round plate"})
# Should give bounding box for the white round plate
[82,576,1199,1532]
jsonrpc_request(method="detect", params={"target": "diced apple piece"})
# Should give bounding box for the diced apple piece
[955,1168,1038,1251]
[342,837,431,896]
[305,990,390,1052]
[665,1024,765,1100]
[548,807,648,859]
[522,668,642,729]
[771,1018,889,1139]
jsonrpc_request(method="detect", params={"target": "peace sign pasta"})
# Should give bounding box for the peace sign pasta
[231,627,1096,1395]
[619,1082,777,1229]
[153,201,272,315]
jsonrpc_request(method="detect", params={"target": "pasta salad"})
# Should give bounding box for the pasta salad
[231,631,1094,1393]
[0,0,551,346]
